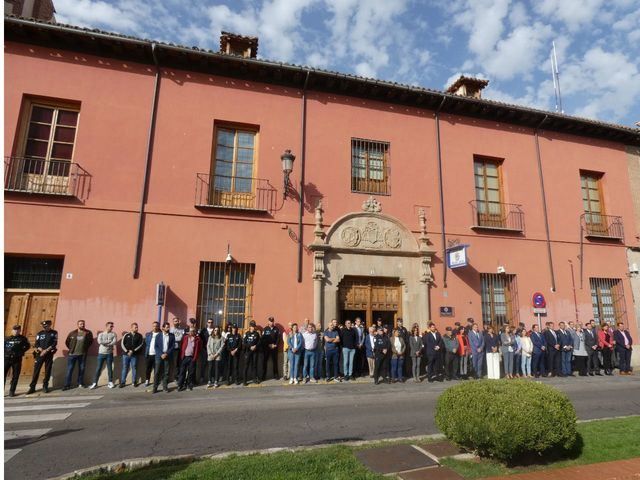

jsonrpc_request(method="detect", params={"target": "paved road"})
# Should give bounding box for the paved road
[4,375,640,480]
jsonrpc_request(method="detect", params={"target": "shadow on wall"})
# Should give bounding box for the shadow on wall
[163,287,188,325]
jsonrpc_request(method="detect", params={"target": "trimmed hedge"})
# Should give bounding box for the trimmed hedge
[435,380,578,462]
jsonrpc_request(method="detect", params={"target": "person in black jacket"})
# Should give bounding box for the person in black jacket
[260,316,280,381]
[340,319,358,381]
[243,321,261,385]
[27,320,58,394]
[4,325,30,397]
[63,320,94,391]
[198,318,215,385]
[543,321,561,377]
[423,323,444,382]
[373,328,391,384]
[225,324,242,385]
[120,323,145,388]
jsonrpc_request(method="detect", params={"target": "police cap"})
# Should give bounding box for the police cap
[249,320,256,327]
[12,325,21,330]
[41,320,52,326]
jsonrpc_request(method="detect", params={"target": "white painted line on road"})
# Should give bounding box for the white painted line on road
[4,428,52,440]
[5,402,90,412]
[5,449,21,463]
[4,395,102,403]
[4,413,72,424]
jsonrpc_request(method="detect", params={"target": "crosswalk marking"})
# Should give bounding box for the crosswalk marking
[5,402,90,412]
[5,395,102,404]
[5,449,21,463]
[4,413,72,424]
[4,428,51,441]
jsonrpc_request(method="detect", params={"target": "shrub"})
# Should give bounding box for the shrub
[435,380,578,462]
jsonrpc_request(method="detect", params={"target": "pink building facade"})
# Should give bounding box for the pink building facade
[4,17,640,382]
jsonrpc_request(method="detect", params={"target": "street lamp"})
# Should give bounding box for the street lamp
[281,149,296,199]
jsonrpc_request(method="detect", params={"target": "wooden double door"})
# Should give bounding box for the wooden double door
[339,276,402,329]
[4,291,59,377]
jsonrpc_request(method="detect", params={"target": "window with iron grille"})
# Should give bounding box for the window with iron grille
[480,273,519,328]
[590,278,626,325]
[4,256,64,289]
[197,262,254,329]
[351,138,389,194]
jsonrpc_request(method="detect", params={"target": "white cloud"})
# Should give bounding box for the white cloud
[533,0,605,32]
[452,0,511,57]
[483,23,553,80]
[55,0,139,31]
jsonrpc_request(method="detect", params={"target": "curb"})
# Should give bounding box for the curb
[49,434,446,479]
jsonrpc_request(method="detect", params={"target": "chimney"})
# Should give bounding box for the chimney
[446,76,489,99]
[219,32,258,59]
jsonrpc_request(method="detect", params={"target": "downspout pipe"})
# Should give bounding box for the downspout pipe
[534,115,556,292]
[435,96,447,288]
[297,70,311,283]
[133,43,161,278]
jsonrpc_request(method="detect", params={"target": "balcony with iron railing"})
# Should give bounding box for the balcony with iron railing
[581,213,624,240]
[470,200,525,233]
[4,156,90,199]
[195,173,277,213]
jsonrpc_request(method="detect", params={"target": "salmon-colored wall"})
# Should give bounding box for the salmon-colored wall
[5,42,638,364]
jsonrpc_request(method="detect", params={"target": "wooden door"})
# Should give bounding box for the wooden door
[4,292,59,377]
[339,277,402,328]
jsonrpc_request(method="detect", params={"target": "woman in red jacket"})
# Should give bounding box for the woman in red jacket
[456,326,471,380]
[597,324,615,376]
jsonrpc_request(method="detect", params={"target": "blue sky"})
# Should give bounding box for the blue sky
[55,0,640,128]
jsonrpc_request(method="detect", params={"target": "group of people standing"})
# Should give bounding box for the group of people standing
[4,315,634,397]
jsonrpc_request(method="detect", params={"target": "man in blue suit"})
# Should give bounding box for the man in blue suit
[530,323,547,378]
[422,323,443,382]
[468,323,485,379]
[558,322,573,376]
[153,322,175,393]
[613,323,633,375]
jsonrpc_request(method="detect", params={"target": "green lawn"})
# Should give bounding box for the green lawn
[82,416,640,480]
[441,415,640,478]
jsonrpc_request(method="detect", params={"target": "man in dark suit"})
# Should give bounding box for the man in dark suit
[153,322,175,393]
[543,322,561,377]
[422,323,443,382]
[530,324,547,378]
[613,323,633,375]
[558,322,574,376]
[583,321,601,376]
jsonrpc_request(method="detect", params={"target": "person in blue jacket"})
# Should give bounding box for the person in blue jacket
[287,323,304,385]
[364,325,376,378]
[530,323,547,378]
[468,323,485,379]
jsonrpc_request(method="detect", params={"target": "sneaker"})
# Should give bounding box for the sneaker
[89,383,97,390]
[214,383,219,389]
[289,378,294,385]
[311,378,318,383]
[294,379,299,385]
[108,382,115,389]
[144,380,150,387]
[305,377,310,384]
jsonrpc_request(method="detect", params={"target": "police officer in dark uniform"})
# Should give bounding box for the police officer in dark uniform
[225,324,242,385]
[260,316,280,381]
[243,320,261,385]
[27,320,58,394]
[4,325,30,397]
[373,327,391,384]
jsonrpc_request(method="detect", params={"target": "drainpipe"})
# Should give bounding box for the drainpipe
[133,43,161,278]
[534,115,556,292]
[297,71,311,283]
[435,96,447,288]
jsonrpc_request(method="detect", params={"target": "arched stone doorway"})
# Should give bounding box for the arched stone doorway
[309,197,435,330]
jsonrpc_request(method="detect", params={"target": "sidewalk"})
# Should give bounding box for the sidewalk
[482,458,640,480]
